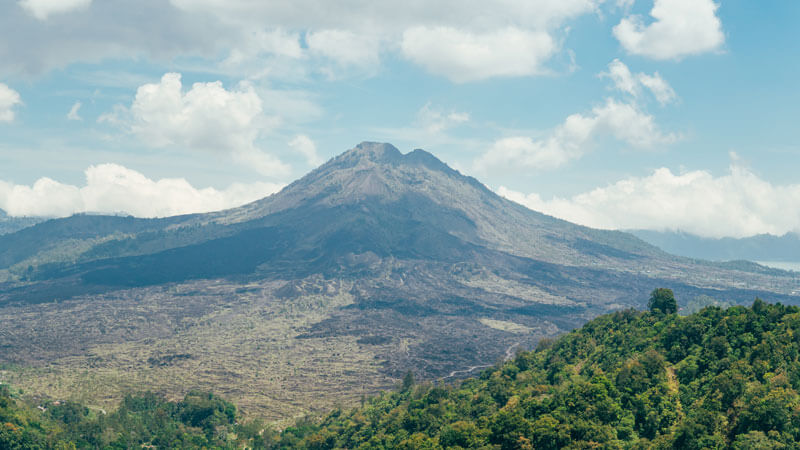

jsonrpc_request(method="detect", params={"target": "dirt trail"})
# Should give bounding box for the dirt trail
[441,342,520,380]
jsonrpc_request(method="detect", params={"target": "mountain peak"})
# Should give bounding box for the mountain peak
[337,141,403,165]
[326,142,459,178]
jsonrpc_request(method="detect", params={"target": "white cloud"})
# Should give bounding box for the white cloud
[306,29,381,76]
[0,164,283,218]
[128,73,261,151]
[0,177,80,217]
[601,59,676,105]
[18,0,91,20]
[402,26,556,82]
[220,29,306,79]
[105,73,289,177]
[416,103,470,134]
[235,29,304,60]
[637,73,676,105]
[475,99,678,171]
[613,0,724,60]
[67,101,82,120]
[498,160,800,238]
[289,135,324,167]
[0,83,22,122]
[603,59,639,97]
[1,0,600,80]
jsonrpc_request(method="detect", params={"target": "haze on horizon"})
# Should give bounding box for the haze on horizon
[0,0,798,239]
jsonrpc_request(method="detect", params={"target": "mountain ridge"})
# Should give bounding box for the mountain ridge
[630,229,800,264]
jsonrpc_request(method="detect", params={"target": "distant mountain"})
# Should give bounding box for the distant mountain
[0,209,46,236]
[630,229,800,264]
[0,142,798,420]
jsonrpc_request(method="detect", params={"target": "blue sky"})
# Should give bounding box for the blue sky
[0,0,798,238]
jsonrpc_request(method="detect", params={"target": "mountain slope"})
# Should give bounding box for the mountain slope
[3,143,795,302]
[0,142,798,419]
[0,142,662,280]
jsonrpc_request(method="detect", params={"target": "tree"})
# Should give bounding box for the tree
[648,288,677,314]
[401,371,415,392]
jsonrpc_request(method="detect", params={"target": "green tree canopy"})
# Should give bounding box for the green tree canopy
[648,288,678,314]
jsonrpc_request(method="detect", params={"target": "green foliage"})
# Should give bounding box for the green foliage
[274,297,800,449]
[401,371,416,393]
[648,288,677,314]
[0,387,261,449]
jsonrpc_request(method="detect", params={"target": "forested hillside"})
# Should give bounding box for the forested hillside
[0,389,260,448]
[5,293,800,448]
[279,294,800,449]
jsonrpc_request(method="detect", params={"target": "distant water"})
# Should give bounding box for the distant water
[756,261,800,272]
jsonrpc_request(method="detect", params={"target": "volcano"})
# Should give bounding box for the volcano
[0,142,797,419]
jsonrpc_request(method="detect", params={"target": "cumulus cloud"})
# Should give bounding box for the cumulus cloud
[103,73,289,177]
[18,0,91,20]
[416,103,470,134]
[127,73,261,151]
[498,159,800,238]
[402,26,556,82]
[0,164,283,218]
[613,0,724,60]
[67,101,82,120]
[601,59,676,105]
[475,99,678,171]
[0,83,22,122]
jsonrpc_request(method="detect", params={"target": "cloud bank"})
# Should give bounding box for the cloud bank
[0,164,283,218]
[0,0,601,82]
[499,160,800,238]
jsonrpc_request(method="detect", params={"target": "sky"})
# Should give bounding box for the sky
[0,0,798,238]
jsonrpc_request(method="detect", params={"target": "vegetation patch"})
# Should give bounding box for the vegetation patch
[478,318,534,334]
